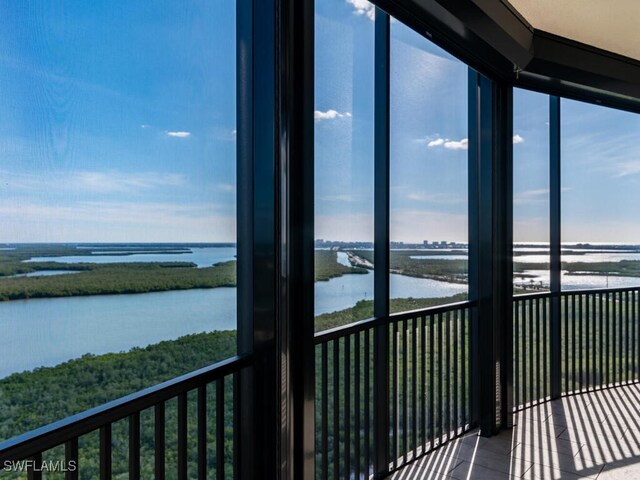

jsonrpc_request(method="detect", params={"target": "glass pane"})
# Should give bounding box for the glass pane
[513,89,550,293]
[0,1,236,442]
[314,0,375,331]
[561,99,640,290]
[389,22,468,314]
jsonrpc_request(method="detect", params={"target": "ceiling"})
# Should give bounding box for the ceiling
[506,0,640,62]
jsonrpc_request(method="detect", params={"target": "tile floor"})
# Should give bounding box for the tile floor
[391,384,640,479]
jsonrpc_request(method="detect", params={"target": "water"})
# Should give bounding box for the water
[9,270,82,278]
[0,288,236,377]
[409,255,467,260]
[316,253,467,315]
[3,247,640,377]
[25,247,236,268]
[515,269,640,291]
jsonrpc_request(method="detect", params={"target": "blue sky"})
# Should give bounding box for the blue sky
[1,0,639,244]
[0,1,236,242]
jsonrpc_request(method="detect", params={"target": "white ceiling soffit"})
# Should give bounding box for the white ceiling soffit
[506,0,640,62]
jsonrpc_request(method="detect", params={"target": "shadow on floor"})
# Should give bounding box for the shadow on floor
[390,383,640,479]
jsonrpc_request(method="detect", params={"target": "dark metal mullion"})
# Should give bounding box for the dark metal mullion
[28,453,42,480]
[586,293,590,390]
[402,321,408,462]
[345,336,351,479]
[572,294,576,392]
[613,292,618,384]
[154,404,165,480]
[412,318,418,457]
[321,343,328,480]
[101,423,112,480]
[579,294,584,390]
[549,95,562,399]
[592,293,597,389]
[129,412,141,480]
[445,311,451,441]
[529,299,534,403]
[333,341,340,480]
[453,311,459,436]
[216,380,225,480]
[606,293,611,385]
[536,298,541,402]
[65,438,79,480]
[626,291,631,383]
[514,300,520,407]
[373,7,391,478]
[177,393,188,480]
[355,333,361,479]
[461,309,467,428]
[600,293,604,386]
[429,314,435,450]
[438,312,443,442]
[543,298,548,398]
[364,329,371,477]
[197,386,207,480]
[421,316,427,451]
[392,322,398,467]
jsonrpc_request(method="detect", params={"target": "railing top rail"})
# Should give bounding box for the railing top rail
[513,291,553,301]
[513,284,640,301]
[560,285,640,296]
[314,299,474,344]
[0,353,251,462]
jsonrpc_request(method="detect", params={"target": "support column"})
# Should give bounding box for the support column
[549,96,562,400]
[468,71,514,436]
[373,8,391,478]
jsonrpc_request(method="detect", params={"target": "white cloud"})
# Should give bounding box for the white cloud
[140,124,150,129]
[444,138,468,150]
[346,0,375,21]
[423,134,523,150]
[166,131,191,138]
[314,110,352,121]
[217,183,235,192]
[425,137,469,151]
[612,161,640,178]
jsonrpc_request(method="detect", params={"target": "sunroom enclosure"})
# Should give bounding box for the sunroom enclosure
[2,0,640,479]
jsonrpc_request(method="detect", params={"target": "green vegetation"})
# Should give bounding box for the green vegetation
[315,293,468,332]
[350,250,469,284]
[0,262,236,301]
[314,250,368,281]
[0,248,364,302]
[563,260,640,277]
[0,331,237,479]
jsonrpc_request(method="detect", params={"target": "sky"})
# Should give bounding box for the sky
[0,1,236,242]
[1,0,639,244]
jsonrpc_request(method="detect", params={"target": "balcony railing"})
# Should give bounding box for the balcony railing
[514,286,640,412]
[314,300,473,479]
[0,354,251,479]
[1,286,639,479]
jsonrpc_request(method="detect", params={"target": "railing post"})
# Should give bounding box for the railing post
[549,96,562,399]
[495,82,514,428]
[468,71,513,435]
[373,7,390,478]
